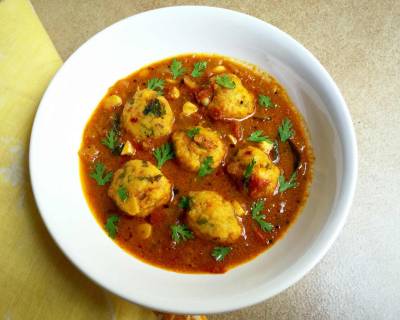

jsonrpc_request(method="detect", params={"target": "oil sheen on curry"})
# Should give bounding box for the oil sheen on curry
[79,54,314,273]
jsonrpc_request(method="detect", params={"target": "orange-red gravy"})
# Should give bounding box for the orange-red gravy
[79,54,313,273]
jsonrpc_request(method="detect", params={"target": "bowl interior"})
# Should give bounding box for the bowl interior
[29,6,356,314]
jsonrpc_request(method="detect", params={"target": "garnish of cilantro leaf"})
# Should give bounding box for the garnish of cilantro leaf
[191,61,207,78]
[251,200,274,232]
[153,143,175,168]
[117,186,128,201]
[278,172,298,193]
[186,127,200,139]
[171,224,194,243]
[178,196,191,209]
[278,118,294,142]
[258,94,274,109]
[101,128,123,155]
[89,162,113,186]
[243,158,256,188]
[170,58,186,79]
[147,78,164,94]
[212,246,232,261]
[105,214,120,239]
[247,130,273,143]
[215,75,236,89]
[198,156,213,177]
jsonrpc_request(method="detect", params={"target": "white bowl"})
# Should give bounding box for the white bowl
[29,6,357,315]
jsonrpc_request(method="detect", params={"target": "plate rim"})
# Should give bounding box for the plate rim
[29,5,358,314]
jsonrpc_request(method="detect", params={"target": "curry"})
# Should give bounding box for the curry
[79,54,314,273]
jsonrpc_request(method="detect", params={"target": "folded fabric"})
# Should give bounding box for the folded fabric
[0,0,157,319]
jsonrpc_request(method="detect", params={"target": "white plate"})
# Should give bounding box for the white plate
[29,6,357,314]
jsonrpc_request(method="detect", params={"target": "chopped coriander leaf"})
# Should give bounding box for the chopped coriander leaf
[247,130,272,143]
[198,156,213,177]
[153,143,175,168]
[170,58,186,79]
[251,200,273,232]
[191,61,207,77]
[117,186,128,201]
[251,199,264,216]
[89,162,113,186]
[278,118,294,142]
[147,78,164,94]
[243,158,256,187]
[258,94,274,109]
[212,246,232,262]
[256,218,274,232]
[186,127,200,139]
[178,196,191,209]
[171,224,194,243]
[278,172,298,193]
[102,129,118,150]
[104,214,120,239]
[143,99,166,117]
[102,128,123,155]
[215,75,236,89]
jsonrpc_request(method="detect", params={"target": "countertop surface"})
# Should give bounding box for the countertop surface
[31,1,400,319]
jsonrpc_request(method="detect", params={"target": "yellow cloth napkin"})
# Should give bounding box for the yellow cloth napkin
[0,1,157,319]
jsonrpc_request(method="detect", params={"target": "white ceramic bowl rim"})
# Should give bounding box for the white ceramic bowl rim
[29,6,357,314]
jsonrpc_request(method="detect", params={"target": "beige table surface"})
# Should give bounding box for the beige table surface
[31,1,400,319]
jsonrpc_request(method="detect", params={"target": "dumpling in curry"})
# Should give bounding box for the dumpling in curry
[108,160,171,217]
[122,89,174,141]
[186,191,245,243]
[227,146,280,199]
[172,126,226,172]
[207,73,255,120]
